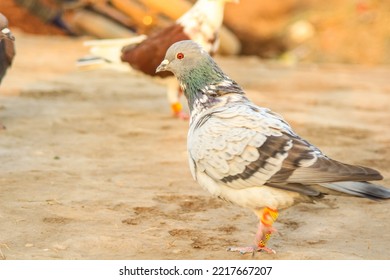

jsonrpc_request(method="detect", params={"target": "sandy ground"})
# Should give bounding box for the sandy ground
[0,33,389,260]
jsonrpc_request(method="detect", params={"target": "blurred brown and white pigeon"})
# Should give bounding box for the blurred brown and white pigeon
[0,13,15,85]
[156,40,390,254]
[120,0,237,119]
[0,13,16,130]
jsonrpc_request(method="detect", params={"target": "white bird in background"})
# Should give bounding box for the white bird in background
[80,0,238,119]
[156,40,390,254]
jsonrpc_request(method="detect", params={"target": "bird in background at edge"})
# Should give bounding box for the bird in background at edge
[0,13,16,130]
[156,40,390,254]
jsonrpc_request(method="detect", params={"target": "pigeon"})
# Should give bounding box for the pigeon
[0,13,16,130]
[0,13,15,85]
[156,40,390,254]
[121,0,238,119]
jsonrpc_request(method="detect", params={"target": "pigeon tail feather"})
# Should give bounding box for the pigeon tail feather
[320,181,390,200]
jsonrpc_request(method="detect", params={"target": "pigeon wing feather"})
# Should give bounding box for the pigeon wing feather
[189,102,383,197]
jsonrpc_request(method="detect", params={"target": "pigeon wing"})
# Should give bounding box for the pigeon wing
[189,104,382,196]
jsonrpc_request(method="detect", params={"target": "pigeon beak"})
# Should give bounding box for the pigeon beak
[156,59,169,73]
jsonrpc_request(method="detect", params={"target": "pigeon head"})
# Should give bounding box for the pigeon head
[156,40,244,112]
[0,13,9,30]
[156,40,216,77]
[157,41,225,89]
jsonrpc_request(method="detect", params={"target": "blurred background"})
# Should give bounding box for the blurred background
[1,0,390,65]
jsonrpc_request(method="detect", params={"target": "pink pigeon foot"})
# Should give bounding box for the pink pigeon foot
[227,224,277,255]
[227,207,279,255]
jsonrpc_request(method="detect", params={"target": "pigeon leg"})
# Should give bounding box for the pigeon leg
[166,79,188,120]
[173,87,189,119]
[255,207,279,253]
[171,101,188,120]
[227,207,279,255]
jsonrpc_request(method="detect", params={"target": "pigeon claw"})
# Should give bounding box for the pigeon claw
[227,245,276,255]
[227,246,256,255]
[258,246,276,254]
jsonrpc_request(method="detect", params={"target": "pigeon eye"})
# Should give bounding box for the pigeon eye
[176,52,184,60]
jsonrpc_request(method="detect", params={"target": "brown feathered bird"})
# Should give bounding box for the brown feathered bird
[0,13,16,130]
[121,0,237,119]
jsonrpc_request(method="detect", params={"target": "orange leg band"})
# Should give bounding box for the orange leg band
[260,207,278,227]
[171,102,183,114]
[258,207,278,249]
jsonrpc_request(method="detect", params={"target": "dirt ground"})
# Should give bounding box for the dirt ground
[0,32,389,260]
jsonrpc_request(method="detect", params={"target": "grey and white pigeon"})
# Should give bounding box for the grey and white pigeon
[156,40,390,254]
